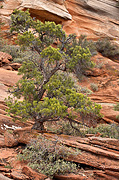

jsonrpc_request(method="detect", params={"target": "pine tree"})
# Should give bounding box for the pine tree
[6,9,102,133]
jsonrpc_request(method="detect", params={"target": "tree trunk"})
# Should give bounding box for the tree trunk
[32,120,45,131]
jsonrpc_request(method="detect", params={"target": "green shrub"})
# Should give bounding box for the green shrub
[18,136,79,178]
[79,86,93,95]
[1,45,39,63]
[75,35,97,56]
[46,121,119,139]
[114,103,119,111]
[95,59,104,69]
[0,20,5,49]
[45,120,83,136]
[90,83,98,92]
[96,38,119,58]
[114,103,119,120]
[84,124,119,139]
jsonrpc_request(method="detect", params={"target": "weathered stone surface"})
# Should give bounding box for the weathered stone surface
[4,131,18,147]
[64,0,119,41]
[0,174,12,180]
[19,0,72,22]
[54,174,91,180]
[0,0,71,24]
[2,66,13,71]
[93,170,117,180]
[0,166,11,173]
[1,0,119,42]
[44,133,119,171]
[0,134,5,147]
[105,170,119,178]
[0,52,12,67]
[10,171,29,180]
[0,148,17,168]
[22,166,47,180]
[0,68,20,87]
[4,127,38,147]
[10,63,21,70]
[88,137,119,151]
[1,130,119,179]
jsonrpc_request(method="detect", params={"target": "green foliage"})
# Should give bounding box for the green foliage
[114,103,119,120]
[114,103,119,111]
[6,9,102,131]
[45,120,85,136]
[90,83,98,92]
[83,124,119,139]
[4,165,13,169]
[1,45,39,63]
[18,136,78,178]
[96,38,119,58]
[46,121,119,139]
[0,20,5,49]
[79,86,92,95]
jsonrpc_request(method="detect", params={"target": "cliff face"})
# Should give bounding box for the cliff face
[0,0,71,23]
[64,0,119,41]
[0,0,119,42]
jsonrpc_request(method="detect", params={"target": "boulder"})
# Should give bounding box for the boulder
[4,127,37,147]
[0,52,12,67]
[4,131,18,147]
[10,171,29,180]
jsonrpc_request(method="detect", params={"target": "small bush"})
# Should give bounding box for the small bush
[90,83,98,92]
[114,103,119,111]
[46,120,83,136]
[77,35,97,56]
[79,86,93,95]
[0,20,5,49]
[18,136,79,178]
[1,45,39,63]
[96,38,119,58]
[84,124,119,139]
[114,103,119,120]
[45,119,97,137]
[95,60,104,69]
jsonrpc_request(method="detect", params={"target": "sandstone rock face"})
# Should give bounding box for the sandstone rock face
[1,129,119,179]
[1,0,119,42]
[64,0,119,41]
[19,0,72,23]
[0,52,21,71]
[79,53,119,124]
[22,166,47,180]
[0,174,12,180]
[0,68,28,135]
[0,52,12,67]
[0,0,71,23]
[0,0,22,23]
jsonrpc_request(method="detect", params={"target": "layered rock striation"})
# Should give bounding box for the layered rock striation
[1,0,119,42]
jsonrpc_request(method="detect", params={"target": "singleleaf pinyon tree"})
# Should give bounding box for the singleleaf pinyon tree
[6,9,102,133]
